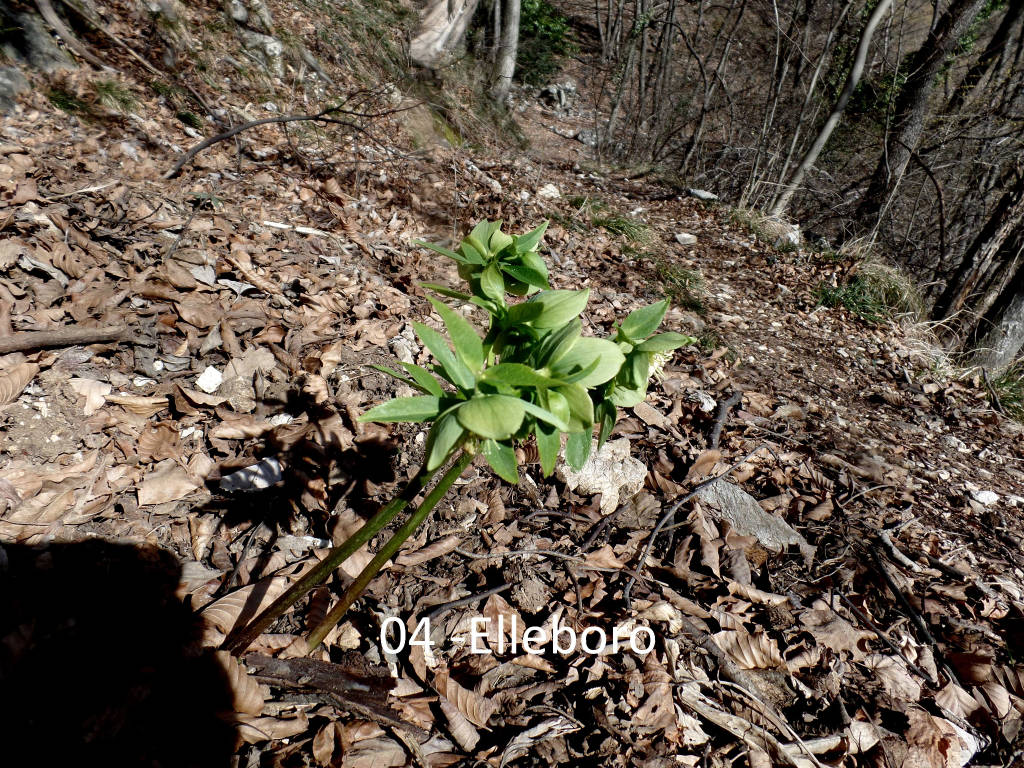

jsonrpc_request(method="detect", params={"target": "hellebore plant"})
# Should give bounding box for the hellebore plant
[224,221,694,655]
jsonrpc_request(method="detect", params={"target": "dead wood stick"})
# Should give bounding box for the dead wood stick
[0,325,128,354]
[834,593,936,684]
[35,0,112,71]
[163,111,366,179]
[709,389,743,450]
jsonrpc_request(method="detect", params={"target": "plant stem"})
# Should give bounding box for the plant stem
[306,451,473,651]
[222,461,440,655]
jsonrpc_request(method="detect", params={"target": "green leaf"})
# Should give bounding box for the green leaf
[456,395,526,440]
[469,220,496,248]
[609,384,647,407]
[501,263,549,290]
[425,408,466,470]
[480,263,505,302]
[524,289,590,329]
[359,395,441,423]
[398,362,444,397]
[550,337,626,387]
[555,383,594,430]
[565,431,593,471]
[505,301,543,325]
[535,422,560,477]
[481,439,518,483]
[519,399,568,432]
[461,240,485,264]
[635,332,695,352]
[542,388,570,427]
[515,221,549,253]
[596,399,617,447]
[370,364,418,389]
[416,240,469,264]
[481,363,561,388]
[428,297,484,373]
[619,299,669,341]
[631,351,651,385]
[420,282,473,302]
[538,319,581,368]
[413,322,475,391]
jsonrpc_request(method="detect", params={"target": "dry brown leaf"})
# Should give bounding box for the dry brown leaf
[395,533,462,566]
[203,576,292,635]
[105,393,169,417]
[312,722,340,766]
[0,362,38,405]
[137,459,201,506]
[935,681,983,719]
[330,508,375,577]
[178,386,228,407]
[235,712,308,745]
[434,668,496,728]
[800,602,873,660]
[711,629,785,669]
[439,694,480,751]
[863,653,922,701]
[686,449,722,481]
[69,377,112,416]
[584,543,626,569]
[137,422,183,463]
[210,417,275,439]
[214,650,266,715]
[340,736,407,768]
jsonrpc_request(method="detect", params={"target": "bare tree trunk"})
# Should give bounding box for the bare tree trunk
[770,0,890,218]
[409,0,483,69]
[855,0,989,226]
[972,252,1024,370]
[489,0,520,104]
[933,168,1024,322]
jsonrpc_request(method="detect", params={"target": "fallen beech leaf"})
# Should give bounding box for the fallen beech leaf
[439,695,480,751]
[203,576,291,635]
[340,736,407,768]
[210,417,275,439]
[863,653,922,701]
[137,422,182,463]
[69,377,112,415]
[395,533,461,566]
[105,393,169,417]
[686,449,721,481]
[214,651,266,715]
[584,543,625,569]
[312,723,340,766]
[137,459,201,506]
[711,629,785,669]
[0,362,38,405]
[434,668,495,728]
[235,712,308,745]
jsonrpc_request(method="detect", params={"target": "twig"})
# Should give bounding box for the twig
[0,325,128,354]
[834,593,936,684]
[709,390,742,450]
[623,444,769,607]
[877,529,924,573]
[423,583,511,621]
[982,368,1005,414]
[163,107,387,179]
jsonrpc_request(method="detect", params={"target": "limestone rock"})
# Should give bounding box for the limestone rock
[0,67,28,114]
[558,439,647,514]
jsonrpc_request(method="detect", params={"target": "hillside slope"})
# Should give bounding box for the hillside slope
[1,1,1023,765]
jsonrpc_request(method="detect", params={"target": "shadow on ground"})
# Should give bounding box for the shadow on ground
[0,539,237,767]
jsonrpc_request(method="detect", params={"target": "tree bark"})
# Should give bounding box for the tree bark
[770,0,891,218]
[489,0,520,104]
[932,168,1024,322]
[972,253,1024,370]
[855,0,989,226]
[409,0,483,69]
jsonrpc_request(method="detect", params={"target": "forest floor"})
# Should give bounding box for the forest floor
[2,1,1024,766]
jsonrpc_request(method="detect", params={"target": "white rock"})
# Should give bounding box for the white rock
[557,438,646,514]
[219,457,282,492]
[675,232,698,245]
[971,490,999,506]
[687,188,719,202]
[196,366,223,394]
[536,183,561,200]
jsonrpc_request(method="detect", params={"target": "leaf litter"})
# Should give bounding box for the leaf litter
[0,1,1023,765]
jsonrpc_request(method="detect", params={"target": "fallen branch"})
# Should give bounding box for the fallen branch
[709,389,743,450]
[0,325,128,354]
[164,108,376,179]
[35,0,113,71]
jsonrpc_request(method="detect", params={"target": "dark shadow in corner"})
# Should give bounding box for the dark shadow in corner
[0,539,237,768]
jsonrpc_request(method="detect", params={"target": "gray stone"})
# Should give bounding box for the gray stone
[687,188,719,202]
[697,480,815,565]
[675,232,698,246]
[239,30,284,77]
[557,439,647,514]
[0,67,28,114]
[0,11,75,73]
